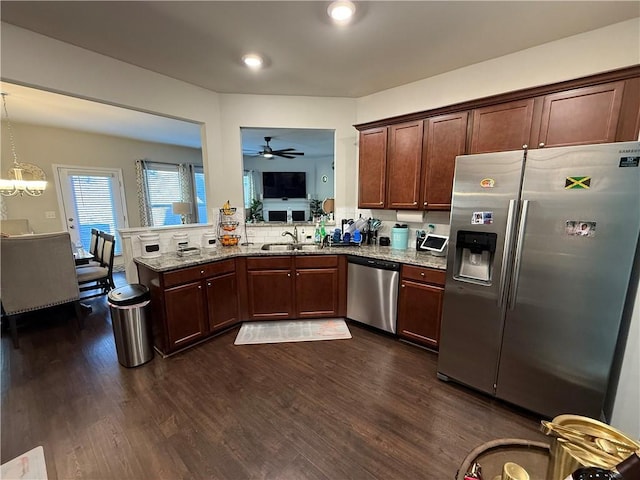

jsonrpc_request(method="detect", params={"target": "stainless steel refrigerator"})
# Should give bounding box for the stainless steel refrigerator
[437,141,640,419]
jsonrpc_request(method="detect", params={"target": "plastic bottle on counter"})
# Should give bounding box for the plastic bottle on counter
[314,222,321,244]
[564,450,640,479]
[320,219,326,242]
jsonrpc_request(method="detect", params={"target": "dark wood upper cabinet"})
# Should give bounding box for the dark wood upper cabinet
[470,99,535,154]
[356,67,639,212]
[537,81,625,148]
[421,112,468,210]
[358,127,387,209]
[387,120,423,209]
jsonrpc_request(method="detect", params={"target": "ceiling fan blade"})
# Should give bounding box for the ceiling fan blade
[272,147,296,152]
[277,154,297,159]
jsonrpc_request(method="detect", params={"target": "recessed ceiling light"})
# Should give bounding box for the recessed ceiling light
[242,54,263,69]
[327,1,356,24]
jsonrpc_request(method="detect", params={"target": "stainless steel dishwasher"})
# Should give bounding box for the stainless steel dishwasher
[347,255,400,334]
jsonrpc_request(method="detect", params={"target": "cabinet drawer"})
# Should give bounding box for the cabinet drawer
[295,255,338,269]
[246,256,292,270]
[402,265,446,286]
[163,259,236,288]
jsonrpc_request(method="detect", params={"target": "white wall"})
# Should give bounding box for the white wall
[610,285,640,438]
[0,122,202,232]
[218,94,356,213]
[0,23,224,210]
[356,18,640,123]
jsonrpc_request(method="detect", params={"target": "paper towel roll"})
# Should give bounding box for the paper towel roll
[396,210,425,224]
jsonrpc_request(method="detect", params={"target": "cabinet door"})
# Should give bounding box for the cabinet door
[247,270,294,320]
[537,81,625,148]
[164,281,207,349]
[387,120,423,209]
[358,127,388,209]
[422,112,468,210]
[295,267,339,318]
[206,272,239,332]
[470,99,534,154]
[397,279,443,349]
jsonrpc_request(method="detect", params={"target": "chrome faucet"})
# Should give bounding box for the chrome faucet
[282,226,298,243]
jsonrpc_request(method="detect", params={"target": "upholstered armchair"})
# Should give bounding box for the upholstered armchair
[0,232,83,348]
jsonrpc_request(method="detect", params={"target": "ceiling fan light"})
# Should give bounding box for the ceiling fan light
[263,153,273,158]
[242,53,263,69]
[328,1,355,24]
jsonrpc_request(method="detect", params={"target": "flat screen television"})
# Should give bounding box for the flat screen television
[262,172,307,199]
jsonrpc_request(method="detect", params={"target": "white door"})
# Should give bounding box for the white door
[54,166,127,254]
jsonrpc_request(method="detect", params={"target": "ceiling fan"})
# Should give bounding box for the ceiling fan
[258,136,304,159]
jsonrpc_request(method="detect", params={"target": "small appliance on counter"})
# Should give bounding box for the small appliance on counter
[391,224,409,250]
[416,233,449,257]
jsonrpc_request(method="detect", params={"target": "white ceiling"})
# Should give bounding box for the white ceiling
[1,1,638,150]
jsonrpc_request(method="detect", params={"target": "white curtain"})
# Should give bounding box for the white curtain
[178,164,194,224]
[135,159,153,226]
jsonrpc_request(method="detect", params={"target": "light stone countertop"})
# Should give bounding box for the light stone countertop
[133,243,447,273]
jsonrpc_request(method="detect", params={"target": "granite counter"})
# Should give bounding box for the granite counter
[133,244,447,273]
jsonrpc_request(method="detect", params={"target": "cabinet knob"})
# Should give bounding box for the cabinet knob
[198,285,202,289]
[200,270,205,275]
[401,284,405,288]
[423,202,428,206]
[538,142,545,148]
[287,273,291,277]
[413,202,417,205]
[420,272,425,276]
[379,202,383,205]
[522,144,528,149]
[207,282,211,287]
[296,272,300,276]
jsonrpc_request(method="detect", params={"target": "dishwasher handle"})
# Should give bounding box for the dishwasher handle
[347,255,400,271]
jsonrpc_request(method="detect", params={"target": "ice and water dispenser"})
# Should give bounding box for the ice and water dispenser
[453,231,497,283]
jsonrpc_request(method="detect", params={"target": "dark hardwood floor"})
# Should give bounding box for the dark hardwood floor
[1,273,547,479]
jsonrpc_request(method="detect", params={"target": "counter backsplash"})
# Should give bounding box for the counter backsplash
[119,208,450,283]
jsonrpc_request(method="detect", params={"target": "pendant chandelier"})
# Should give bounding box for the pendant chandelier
[0,93,47,197]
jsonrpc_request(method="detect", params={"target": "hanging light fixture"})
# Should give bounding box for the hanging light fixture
[0,93,47,197]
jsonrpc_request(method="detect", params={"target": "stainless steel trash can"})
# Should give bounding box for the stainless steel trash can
[108,284,153,367]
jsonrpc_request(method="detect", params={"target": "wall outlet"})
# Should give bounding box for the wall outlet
[45,211,56,219]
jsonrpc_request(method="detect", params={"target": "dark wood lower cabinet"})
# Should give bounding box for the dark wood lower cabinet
[295,265,339,318]
[245,255,345,320]
[137,258,240,355]
[397,265,445,350]
[164,281,207,348]
[246,269,294,320]
[206,271,240,331]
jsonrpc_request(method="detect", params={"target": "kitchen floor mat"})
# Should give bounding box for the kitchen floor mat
[234,318,351,345]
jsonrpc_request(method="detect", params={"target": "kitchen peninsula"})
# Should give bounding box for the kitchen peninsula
[135,244,446,355]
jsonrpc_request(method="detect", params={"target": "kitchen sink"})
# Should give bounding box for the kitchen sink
[261,243,293,251]
[260,243,320,251]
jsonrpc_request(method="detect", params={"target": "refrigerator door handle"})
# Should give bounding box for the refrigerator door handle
[508,199,529,310]
[498,199,518,308]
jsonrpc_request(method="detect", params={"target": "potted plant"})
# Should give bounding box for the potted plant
[309,199,323,221]
[247,198,264,222]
